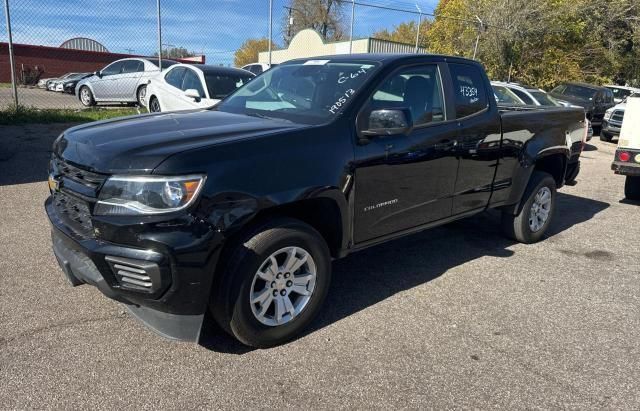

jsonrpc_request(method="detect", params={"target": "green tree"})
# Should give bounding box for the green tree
[373,20,432,49]
[234,38,277,67]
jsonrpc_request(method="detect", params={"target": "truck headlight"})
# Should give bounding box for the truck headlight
[95,175,206,215]
[604,109,613,121]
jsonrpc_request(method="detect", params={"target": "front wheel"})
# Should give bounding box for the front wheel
[502,171,557,243]
[600,131,612,142]
[79,86,96,107]
[211,218,331,348]
[625,176,640,201]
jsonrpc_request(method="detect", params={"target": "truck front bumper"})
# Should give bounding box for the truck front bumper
[602,120,622,136]
[46,195,224,342]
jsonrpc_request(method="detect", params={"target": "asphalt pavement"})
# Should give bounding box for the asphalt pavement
[0,125,638,409]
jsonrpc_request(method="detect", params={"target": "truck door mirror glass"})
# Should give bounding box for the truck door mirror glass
[361,109,413,138]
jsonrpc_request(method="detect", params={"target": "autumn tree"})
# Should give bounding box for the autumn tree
[153,46,196,59]
[282,0,346,44]
[234,38,277,67]
[373,20,432,49]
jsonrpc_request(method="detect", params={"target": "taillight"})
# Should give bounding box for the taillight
[618,151,631,162]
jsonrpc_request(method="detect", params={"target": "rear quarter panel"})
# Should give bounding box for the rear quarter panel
[491,107,585,206]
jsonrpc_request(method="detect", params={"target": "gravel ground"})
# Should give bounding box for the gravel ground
[0,125,638,409]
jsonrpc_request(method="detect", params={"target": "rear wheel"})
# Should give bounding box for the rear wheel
[79,86,96,107]
[136,85,147,106]
[625,176,640,201]
[148,96,161,113]
[210,218,331,348]
[502,171,557,243]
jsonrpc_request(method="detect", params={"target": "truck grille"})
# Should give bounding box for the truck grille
[52,191,95,238]
[51,156,106,192]
[611,110,625,124]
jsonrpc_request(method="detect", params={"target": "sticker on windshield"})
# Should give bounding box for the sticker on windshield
[303,59,330,65]
[329,88,356,114]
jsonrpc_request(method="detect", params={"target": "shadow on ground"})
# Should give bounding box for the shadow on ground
[200,191,610,353]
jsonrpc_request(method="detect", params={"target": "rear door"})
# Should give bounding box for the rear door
[353,62,460,243]
[448,63,502,215]
[111,60,143,101]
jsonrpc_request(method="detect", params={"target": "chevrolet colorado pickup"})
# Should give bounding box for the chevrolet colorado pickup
[46,54,587,347]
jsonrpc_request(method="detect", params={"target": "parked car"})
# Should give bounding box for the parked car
[611,95,640,200]
[53,72,91,93]
[548,82,615,127]
[46,54,586,347]
[38,77,58,89]
[604,85,640,104]
[491,83,526,105]
[47,73,78,91]
[75,58,177,107]
[601,92,640,142]
[241,62,277,75]
[492,82,561,106]
[146,64,254,112]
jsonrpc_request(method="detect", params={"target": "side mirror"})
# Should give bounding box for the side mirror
[94,71,102,78]
[360,108,413,140]
[184,89,201,101]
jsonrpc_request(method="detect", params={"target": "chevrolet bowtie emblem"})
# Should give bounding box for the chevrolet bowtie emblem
[48,174,61,192]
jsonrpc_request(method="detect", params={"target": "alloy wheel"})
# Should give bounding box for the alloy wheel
[529,186,552,232]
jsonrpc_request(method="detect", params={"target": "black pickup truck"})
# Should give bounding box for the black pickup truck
[46,54,586,347]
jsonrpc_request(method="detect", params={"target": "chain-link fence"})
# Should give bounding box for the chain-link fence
[0,0,482,111]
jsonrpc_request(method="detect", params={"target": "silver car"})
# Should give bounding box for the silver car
[75,58,176,107]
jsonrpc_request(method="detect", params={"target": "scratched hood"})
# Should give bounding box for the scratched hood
[53,110,305,174]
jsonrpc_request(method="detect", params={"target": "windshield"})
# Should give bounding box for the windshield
[205,73,253,100]
[493,85,525,105]
[529,91,559,106]
[608,87,632,100]
[215,59,380,125]
[564,84,597,99]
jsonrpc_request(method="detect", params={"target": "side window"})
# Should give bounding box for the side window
[101,61,124,76]
[182,69,205,97]
[551,85,566,95]
[449,63,489,119]
[164,67,186,89]
[122,60,143,74]
[511,88,535,105]
[251,65,263,75]
[369,64,445,126]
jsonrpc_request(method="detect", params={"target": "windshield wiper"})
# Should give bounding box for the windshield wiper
[245,112,293,123]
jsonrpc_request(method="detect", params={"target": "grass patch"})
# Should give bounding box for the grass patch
[0,83,13,88]
[0,105,142,125]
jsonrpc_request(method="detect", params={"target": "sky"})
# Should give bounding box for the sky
[0,0,438,66]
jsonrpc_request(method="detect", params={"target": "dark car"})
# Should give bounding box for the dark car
[46,54,586,348]
[548,82,615,127]
[59,72,92,94]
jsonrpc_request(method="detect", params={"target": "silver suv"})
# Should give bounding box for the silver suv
[75,58,176,107]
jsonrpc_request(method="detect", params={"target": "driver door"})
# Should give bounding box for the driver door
[353,63,459,243]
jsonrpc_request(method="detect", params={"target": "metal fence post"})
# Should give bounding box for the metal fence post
[157,0,162,70]
[414,4,422,53]
[349,0,355,53]
[3,0,18,109]
[268,0,273,66]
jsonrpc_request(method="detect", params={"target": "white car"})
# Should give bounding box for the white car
[240,62,277,75]
[145,64,254,113]
[75,58,176,107]
[602,92,640,141]
[491,81,561,106]
[604,85,640,104]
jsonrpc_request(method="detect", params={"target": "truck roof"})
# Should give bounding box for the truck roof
[284,53,481,66]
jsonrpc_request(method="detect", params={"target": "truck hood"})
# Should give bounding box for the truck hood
[53,110,306,174]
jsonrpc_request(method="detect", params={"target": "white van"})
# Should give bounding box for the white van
[612,95,640,200]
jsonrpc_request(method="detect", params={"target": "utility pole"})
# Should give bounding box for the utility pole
[4,0,18,108]
[414,4,422,53]
[473,15,484,60]
[349,0,356,53]
[157,0,162,70]
[268,0,273,66]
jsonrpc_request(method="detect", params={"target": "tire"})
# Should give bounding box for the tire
[79,86,96,107]
[600,131,612,142]
[148,96,161,113]
[210,218,332,348]
[501,171,557,244]
[136,85,147,106]
[625,176,640,201]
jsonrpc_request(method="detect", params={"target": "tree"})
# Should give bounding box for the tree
[154,46,196,59]
[373,20,432,49]
[234,38,277,67]
[282,0,346,44]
